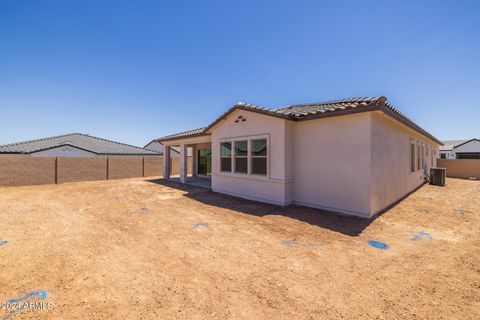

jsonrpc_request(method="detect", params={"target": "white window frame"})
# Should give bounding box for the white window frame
[421,144,424,171]
[233,140,248,174]
[220,141,232,173]
[410,140,416,173]
[218,134,270,179]
[417,143,421,171]
[250,138,268,176]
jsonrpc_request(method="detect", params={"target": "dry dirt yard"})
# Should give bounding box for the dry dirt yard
[0,178,479,320]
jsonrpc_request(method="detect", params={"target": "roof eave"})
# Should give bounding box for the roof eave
[161,97,443,147]
[378,105,443,145]
[0,151,26,154]
[204,104,294,133]
[156,132,211,143]
[294,104,381,122]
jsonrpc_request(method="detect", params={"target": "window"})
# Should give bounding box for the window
[220,142,232,172]
[417,145,421,171]
[410,143,416,172]
[234,140,248,173]
[220,137,268,176]
[421,145,424,171]
[251,139,267,175]
[457,153,480,159]
[440,153,446,159]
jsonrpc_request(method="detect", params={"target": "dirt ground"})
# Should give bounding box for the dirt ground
[0,178,479,319]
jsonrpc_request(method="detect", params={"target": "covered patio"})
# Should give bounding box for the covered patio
[161,128,212,185]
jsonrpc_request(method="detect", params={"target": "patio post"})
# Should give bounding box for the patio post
[180,143,187,183]
[163,145,170,179]
[191,144,197,177]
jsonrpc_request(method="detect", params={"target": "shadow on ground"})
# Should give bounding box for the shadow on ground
[146,178,376,236]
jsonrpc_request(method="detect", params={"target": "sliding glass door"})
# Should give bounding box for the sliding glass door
[197,149,212,176]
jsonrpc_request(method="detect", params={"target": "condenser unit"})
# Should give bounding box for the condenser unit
[430,167,446,186]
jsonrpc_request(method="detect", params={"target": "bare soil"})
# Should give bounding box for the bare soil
[0,178,479,319]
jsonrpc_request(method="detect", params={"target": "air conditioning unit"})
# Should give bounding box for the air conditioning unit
[430,167,446,186]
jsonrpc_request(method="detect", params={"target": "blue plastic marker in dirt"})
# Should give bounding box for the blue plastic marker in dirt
[1,290,48,320]
[368,240,389,250]
[411,232,433,241]
[0,240,8,247]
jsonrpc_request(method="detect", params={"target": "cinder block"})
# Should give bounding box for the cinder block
[57,157,108,183]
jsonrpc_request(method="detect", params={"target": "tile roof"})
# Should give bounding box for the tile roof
[156,127,208,142]
[276,96,384,117]
[440,139,478,151]
[0,133,161,155]
[157,97,442,145]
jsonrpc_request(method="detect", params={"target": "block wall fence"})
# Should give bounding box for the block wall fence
[0,156,192,186]
[437,159,480,180]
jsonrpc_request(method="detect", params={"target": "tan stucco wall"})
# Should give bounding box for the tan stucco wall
[211,109,292,205]
[292,113,372,216]
[369,112,439,215]
[195,142,211,150]
[166,109,440,218]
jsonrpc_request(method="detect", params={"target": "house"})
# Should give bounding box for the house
[0,133,161,157]
[156,96,442,218]
[439,139,480,159]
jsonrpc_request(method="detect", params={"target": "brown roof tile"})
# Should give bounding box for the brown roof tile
[156,97,442,145]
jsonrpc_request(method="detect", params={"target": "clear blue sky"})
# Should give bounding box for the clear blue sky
[1,0,479,146]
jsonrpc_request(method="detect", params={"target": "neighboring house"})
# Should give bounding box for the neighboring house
[439,139,480,159]
[144,140,192,157]
[0,133,161,157]
[156,96,442,218]
[144,140,167,154]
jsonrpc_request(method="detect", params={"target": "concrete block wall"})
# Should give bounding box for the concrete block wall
[144,157,164,177]
[437,159,480,179]
[57,157,108,183]
[0,156,56,186]
[170,157,193,176]
[0,156,171,186]
[108,157,144,179]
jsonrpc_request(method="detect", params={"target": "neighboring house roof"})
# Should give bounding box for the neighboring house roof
[157,97,442,145]
[451,138,480,150]
[143,140,166,154]
[0,133,161,155]
[439,140,470,151]
[144,139,160,149]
